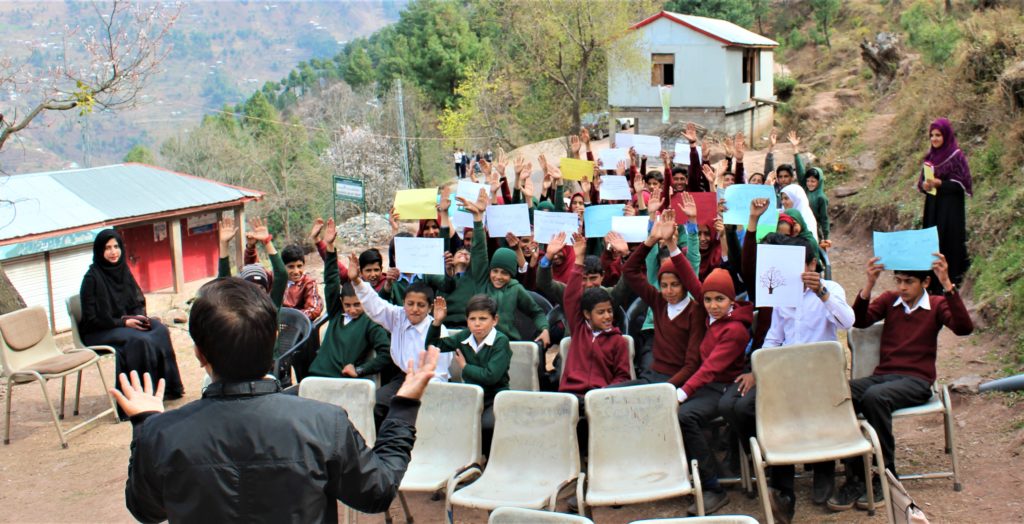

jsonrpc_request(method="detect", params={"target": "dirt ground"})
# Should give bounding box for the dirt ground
[2,175,1023,523]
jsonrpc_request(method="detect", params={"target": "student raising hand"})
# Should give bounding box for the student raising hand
[394,346,441,401]
[545,231,567,261]
[457,188,490,220]
[431,296,447,326]
[571,231,586,262]
[347,252,362,284]
[931,252,954,292]
[570,134,582,158]
[605,232,629,257]
[788,130,800,154]
[860,256,886,299]
[683,122,698,144]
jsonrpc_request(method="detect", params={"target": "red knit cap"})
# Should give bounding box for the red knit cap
[701,268,735,300]
[657,257,679,280]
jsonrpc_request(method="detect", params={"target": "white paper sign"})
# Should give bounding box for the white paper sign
[533,211,580,244]
[456,180,491,204]
[614,133,634,149]
[484,204,532,238]
[755,244,805,308]
[394,237,445,275]
[610,216,650,243]
[597,148,629,169]
[672,143,702,166]
[599,175,632,201]
[632,134,662,157]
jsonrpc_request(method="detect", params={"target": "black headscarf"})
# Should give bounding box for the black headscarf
[87,229,145,317]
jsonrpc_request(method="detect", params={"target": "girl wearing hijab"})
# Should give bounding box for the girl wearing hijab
[918,117,972,289]
[780,184,819,243]
[79,230,184,408]
[784,209,824,269]
[803,167,831,246]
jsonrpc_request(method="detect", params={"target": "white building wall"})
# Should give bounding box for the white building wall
[608,17,728,109]
[755,50,775,99]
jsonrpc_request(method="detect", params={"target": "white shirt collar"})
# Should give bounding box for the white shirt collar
[708,304,735,325]
[893,290,931,314]
[410,315,432,334]
[462,328,498,351]
[666,296,691,320]
[343,314,353,326]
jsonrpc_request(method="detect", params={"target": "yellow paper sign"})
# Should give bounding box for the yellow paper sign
[394,188,439,220]
[922,162,937,196]
[560,158,595,181]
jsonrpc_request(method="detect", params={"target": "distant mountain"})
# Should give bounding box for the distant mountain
[0,0,406,173]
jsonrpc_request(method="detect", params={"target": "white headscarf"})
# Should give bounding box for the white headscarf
[781,184,819,242]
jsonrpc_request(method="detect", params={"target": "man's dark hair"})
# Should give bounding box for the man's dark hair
[359,248,383,270]
[405,281,435,303]
[893,269,933,283]
[644,171,664,183]
[583,255,604,276]
[581,287,613,314]
[466,294,498,317]
[190,278,277,381]
[341,282,357,299]
[776,164,794,178]
[671,166,687,178]
[281,245,305,265]
[762,233,815,265]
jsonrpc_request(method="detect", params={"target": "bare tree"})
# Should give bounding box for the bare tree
[0,1,178,314]
[761,267,786,295]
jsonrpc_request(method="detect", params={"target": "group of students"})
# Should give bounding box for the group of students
[94,117,973,522]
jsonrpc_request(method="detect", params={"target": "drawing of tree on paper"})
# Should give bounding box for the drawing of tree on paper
[761,267,785,295]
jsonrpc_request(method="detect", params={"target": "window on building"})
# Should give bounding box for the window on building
[651,53,675,86]
[742,49,761,84]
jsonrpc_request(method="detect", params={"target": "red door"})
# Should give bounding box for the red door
[119,223,173,292]
[180,216,219,282]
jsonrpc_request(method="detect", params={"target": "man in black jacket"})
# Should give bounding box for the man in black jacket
[110,277,439,523]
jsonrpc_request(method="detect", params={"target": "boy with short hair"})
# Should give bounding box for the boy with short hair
[351,254,454,426]
[307,219,393,380]
[279,244,324,322]
[429,294,511,455]
[828,253,973,513]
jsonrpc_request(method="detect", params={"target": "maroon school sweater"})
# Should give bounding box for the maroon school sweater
[623,243,707,387]
[558,266,631,396]
[853,290,973,383]
[682,301,753,397]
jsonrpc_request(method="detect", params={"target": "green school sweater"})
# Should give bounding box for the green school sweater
[428,326,511,401]
[441,271,477,326]
[472,220,548,340]
[308,251,392,378]
[217,252,287,309]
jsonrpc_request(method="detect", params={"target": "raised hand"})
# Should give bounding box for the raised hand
[322,218,337,247]
[249,217,271,243]
[647,188,663,215]
[863,256,885,296]
[723,135,735,158]
[734,132,745,161]
[538,153,549,173]
[683,122,698,144]
[649,211,676,243]
[108,371,165,418]
[432,296,447,324]
[680,191,698,219]
[522,175,536,201]
[394,346,441,401]
[495,147,508,177]
[605,231,628,256]
[571,231,586,261]
[931,252,953,290]
[347,252,362,283]
[389,206,401,235]
[768,128,778,151]
[218,216,238,246]
[749,198,770,219]
[615,159,627,176]
[570,135,582,157]
[787,130,800,153]
[439,185,452,213]
[308,218,325,242]
[702,163,717,186]
[633,173,645,196]
[700,137,711,158]
[714,217,725,236]
[623,203,637,217]
[504,232,521,250]
[545,231,567,260]
[387,267,401,283]
[444,251,454,275]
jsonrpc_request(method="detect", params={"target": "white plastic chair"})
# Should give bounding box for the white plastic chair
[750,342,893,524]
[558,335,635,380]
[579,383,703,517]
[508,341,540,391]
[1,306,118,448]
[392,382,484,523]
[629,516,759,523]
[298,377,376,444]
[850,321,962,491]
[489,506,594,523]
[445,391,580,522]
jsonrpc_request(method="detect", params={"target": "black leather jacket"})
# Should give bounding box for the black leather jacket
[125,379,418,523]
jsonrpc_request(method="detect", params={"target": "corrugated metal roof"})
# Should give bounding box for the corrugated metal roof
[633,11,779,47]
[0,163,261,243]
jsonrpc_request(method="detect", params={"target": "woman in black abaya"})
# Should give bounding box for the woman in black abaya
[79,229,183,407]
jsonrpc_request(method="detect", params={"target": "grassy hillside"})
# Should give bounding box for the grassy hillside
[773,0,1024,373]
[0,1,404,172]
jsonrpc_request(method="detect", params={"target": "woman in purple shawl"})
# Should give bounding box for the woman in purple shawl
[917,118,972,290]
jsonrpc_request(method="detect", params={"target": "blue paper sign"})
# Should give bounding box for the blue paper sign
[583,204,625,238]
[873,227,940,270]
[722,184,778,230]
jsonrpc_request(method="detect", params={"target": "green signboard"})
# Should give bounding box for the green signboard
[334,176,365,203]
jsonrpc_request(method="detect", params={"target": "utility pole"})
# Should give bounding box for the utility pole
[396,78,411,188]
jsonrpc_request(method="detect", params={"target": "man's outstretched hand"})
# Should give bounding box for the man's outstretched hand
[109,370,166,418]
[395,346,441,401]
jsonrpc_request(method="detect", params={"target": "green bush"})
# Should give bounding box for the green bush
[787,27,807,50]
[774,74,797,100]
[899,0,962,65]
